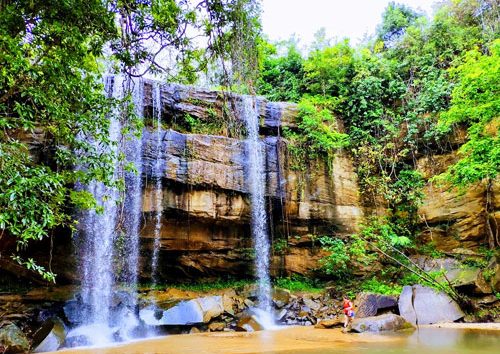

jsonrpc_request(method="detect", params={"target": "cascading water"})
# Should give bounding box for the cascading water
[118,77,144,335]
[69,75,144,346]
[150,82,163,286]
[73,75,124,344]
[241,96,274,327]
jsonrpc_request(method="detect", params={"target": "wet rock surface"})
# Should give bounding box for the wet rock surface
[0,323,30,353]
[350,314,413,333]
[31,318,66,353]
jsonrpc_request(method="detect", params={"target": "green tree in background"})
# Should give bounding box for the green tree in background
[257,0,500,277]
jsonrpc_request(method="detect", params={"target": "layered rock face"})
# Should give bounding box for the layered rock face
[139,82,364,280]
[416,153,500,253]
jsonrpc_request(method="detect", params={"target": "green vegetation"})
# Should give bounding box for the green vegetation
[275,276,323,293]
[0,0,262,281]
[257,0,499,294]
[158,279,254,292]
[360,277,402,296]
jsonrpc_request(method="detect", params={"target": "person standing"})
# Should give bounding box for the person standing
[343,296,355,329]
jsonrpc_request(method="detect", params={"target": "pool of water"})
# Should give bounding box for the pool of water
[50,326,500,354]
[296,328,500,354]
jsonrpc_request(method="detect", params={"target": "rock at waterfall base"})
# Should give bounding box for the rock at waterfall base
[0,323,30,353]
[235,315,264,332]
[350,314,413,333]
[398,285,464,325]
[140,296,224,325]
[32,318,66,353]
[354,293,398,318]
[273,288,291,308]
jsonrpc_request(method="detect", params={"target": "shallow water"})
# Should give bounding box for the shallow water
[50,326,500,354]
[297,328,500,354]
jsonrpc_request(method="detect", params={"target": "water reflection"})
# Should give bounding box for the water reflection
[295,328,500,354]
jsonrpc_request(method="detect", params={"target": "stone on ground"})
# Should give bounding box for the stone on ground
[32,318,66,353]
[314,317,343,329]
[0,323,30,353]
[350,314,413,333]
[355,292,398,318]
[398,285,464,325]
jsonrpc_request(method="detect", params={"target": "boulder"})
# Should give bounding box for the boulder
[314,317,343,329]
[492,263,500,292]
[63,299,85,325]
[350,314,413,333]
[235,315,264,332]
[272,288,291,308]
[398,286,417,325]
[446,267,480,288]
[302,297,321,312]
[474,271,493,294]
[398,285,464,325]
[140,296,223,325]
[0,323,30,353]
[355,293,398,318]
[32,318,66,353]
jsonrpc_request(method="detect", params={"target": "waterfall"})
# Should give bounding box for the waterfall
[69,75,143,346]
[121,77,144,309]
[241,96,273,325]
[150,82,163,286]
[75,75,124,344]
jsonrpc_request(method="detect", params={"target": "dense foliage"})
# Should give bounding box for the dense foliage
[0,0,261,281]
[257,0,500,278]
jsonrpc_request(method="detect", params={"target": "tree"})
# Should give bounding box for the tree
[0,0,262,281]
[376,2,423,46]
[438,40,499,187]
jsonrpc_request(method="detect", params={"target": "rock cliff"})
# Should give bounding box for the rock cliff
[4,81,497,283]
[138,82,364,280]
[416,153,499,253]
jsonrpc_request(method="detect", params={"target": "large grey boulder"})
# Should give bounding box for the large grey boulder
[0,323,30,353]
[398,286,417,325]
[140,296,224,325]
[32,318,66,353]
[398,285,464,325]
[350,314,412,333]
[355,292,398,318]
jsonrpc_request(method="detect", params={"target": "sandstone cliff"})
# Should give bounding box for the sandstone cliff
[139,81,364,280]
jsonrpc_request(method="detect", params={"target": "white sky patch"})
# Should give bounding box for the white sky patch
[261,0,440,47]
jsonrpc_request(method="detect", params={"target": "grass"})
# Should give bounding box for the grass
[274,276,324,293]
[140,278,255,293]
[139,276,325,294]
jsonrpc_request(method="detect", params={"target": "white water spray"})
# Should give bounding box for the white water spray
[72,75,144,346]
[241,96,273,325]
[150,82,163,285]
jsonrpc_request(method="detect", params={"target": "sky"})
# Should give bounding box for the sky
[261,0,440,47]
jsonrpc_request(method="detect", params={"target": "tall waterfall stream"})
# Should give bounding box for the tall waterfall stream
[241,96,274,328]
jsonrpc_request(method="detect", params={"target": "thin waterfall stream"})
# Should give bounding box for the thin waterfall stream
[68,75,144,346]
[241,96,274,327]
[71,75,124,344]
[150,82,163,286]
